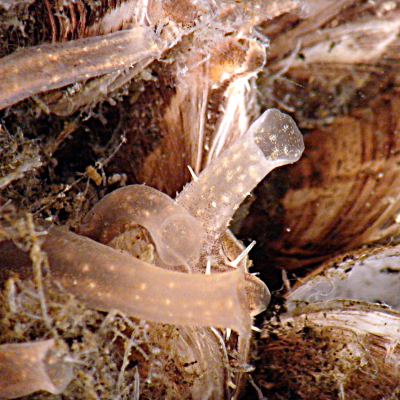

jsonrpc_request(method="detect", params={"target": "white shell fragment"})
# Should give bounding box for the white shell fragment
[287,245,400,311]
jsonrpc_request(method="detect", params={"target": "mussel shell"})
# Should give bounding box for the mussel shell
[258,300,400,399]
[240,93,400,272]
[287,244,400,311]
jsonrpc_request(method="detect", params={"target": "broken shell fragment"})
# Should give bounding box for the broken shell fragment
[0,339,73,399]
[287,244,400,311]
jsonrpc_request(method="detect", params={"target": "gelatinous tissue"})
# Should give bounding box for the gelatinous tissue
[41,108,304,339]
[0,339,73,399]
[0,0,217,112]
[78,185,205,268]
[0,28,162,110]
[176,108,305,266]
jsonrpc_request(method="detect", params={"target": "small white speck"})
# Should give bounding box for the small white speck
[221,195,230,203]
[228,381,237,389]
[82,264,90,272]
[206,258,211,275]
[236,183,245,193]
[226,299,234,309]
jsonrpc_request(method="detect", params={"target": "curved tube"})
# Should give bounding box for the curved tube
[79,185,205,267]
[0,339,72,399]
[32,109,303,343]
[176,108,304,265]
[43,227,251,338]
[0,27,161,110]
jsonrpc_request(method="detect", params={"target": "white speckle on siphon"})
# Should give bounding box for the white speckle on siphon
[41,108,304,340]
